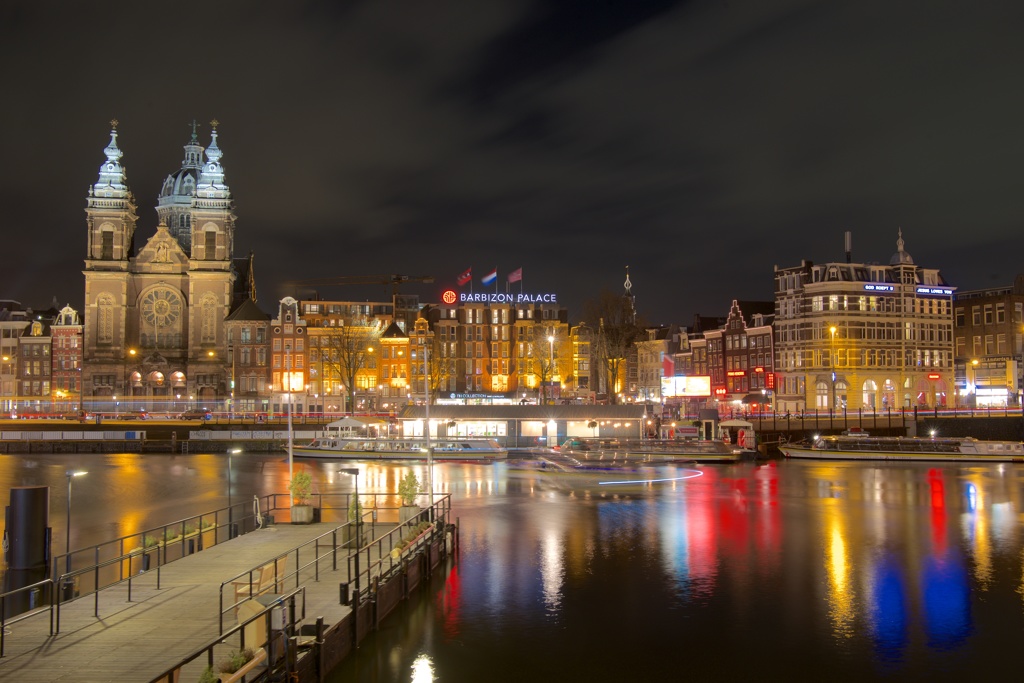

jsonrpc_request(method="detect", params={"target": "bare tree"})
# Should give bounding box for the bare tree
[583,290,643,404]
[311,324,382,414]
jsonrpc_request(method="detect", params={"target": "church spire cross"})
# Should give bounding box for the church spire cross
[190,119,198,142]
[110,119,119,131]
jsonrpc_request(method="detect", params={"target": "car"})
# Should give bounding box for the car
[179,408,212,420]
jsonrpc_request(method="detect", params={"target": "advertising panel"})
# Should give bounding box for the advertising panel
[660,376,712,398]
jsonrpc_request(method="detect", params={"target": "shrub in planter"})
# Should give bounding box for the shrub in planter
[198,666,218,683]
[397,471,421,523]
[289,470,315,524]
[218,647,256,675]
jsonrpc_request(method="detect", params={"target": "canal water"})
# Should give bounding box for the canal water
[1,453,1023,681]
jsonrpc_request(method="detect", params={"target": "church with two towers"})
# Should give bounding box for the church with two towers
[82,121,254,410]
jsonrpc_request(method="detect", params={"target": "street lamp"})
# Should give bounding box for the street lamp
[339,468,361,595]
[228,448,241,535]
[547,334,555,405]
[65,470,87,574]
[829,325,837,410]
[284,344,294,504]
[123,348,136,413]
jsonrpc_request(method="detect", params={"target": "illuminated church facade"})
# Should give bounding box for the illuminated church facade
[82,121,254,409]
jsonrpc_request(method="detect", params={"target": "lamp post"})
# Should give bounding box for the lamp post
[547,334,555,405]
[228,448,241,536]
[286,344,294,506]
[829,325,837,411]
[1,354,9,416]
[339,467,360,596]
[65,470,87,574]
[123,348,136,413]
[419,341,433,513]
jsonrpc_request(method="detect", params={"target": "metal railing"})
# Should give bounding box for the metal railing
[348,496,452,602]
[0,495,288,657]
[0,578,53,657]
[150,586,307,683]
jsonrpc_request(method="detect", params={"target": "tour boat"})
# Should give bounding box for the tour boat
[558,438,742,463]
[779,434,1024,462]
[292,436,508,461]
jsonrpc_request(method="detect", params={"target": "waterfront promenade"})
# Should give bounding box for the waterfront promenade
[0,522,363,683]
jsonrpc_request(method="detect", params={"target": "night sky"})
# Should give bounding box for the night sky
[3,1,1022,324]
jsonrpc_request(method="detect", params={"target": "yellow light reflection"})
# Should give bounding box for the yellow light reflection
[411,653,435,683]
[824,503,855,637]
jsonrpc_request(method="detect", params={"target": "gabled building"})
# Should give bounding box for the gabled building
[51,305,84,415]
[224,298,271,414]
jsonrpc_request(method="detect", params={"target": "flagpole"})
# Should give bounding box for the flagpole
[494,266,498,295]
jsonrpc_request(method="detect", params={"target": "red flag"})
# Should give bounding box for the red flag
[662,353,674,377]
[457,268,472,286]
[507,267,522,283]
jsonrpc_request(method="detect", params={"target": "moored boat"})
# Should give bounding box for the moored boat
[292,436,508,460]
[780,434,1024,462]
[559,438,742,463]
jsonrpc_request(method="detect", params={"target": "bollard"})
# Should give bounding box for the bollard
[339,582,350,605]
[229,523,239,540]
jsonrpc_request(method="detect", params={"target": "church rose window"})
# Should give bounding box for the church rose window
[142,288,183,328]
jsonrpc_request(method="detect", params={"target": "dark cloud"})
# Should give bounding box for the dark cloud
[2,0,1023,321]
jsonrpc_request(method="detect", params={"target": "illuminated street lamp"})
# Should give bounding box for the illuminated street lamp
[228,448,241,536]
[65,470,87,574]
[547,334,555,405]
[829,325,837,410]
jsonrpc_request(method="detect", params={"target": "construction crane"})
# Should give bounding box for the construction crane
[287,274,435,299]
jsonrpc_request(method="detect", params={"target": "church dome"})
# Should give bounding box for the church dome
[889,229,914,265]
[158,167,199,202]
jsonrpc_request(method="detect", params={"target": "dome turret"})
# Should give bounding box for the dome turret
[889,229,914,265]
[156,121,205,252]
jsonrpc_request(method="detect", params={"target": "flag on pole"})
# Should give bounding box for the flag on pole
[507,267,523,283]
[457,268,472,286]
[481,268,497,286]
[662,353,675,377]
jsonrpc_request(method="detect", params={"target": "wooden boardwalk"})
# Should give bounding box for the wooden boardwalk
[0,522,369,683]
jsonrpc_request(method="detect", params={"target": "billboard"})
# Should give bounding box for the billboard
[661,375,712,398]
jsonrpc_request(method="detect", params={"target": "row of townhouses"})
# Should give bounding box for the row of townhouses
[2,123,1022,417]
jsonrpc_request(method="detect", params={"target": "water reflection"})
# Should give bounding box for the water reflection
[2,454,1024,679]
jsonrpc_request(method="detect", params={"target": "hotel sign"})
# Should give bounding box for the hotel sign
[441,289,557,304]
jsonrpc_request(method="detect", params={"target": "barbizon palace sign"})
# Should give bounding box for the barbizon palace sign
[442,289,557,304]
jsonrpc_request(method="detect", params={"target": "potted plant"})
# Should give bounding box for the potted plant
[346,492,367,546]
[216,647,266,683]
[289,470,315,524]
[397,471,421,524]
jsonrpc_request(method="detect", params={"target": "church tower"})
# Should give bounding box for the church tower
[83,120,137,388]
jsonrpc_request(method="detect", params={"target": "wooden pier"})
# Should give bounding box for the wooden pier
[0,518,430,682]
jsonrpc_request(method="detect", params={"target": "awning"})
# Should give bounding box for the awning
[741,393,770,405]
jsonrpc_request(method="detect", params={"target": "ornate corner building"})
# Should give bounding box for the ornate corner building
[82,121,248,411]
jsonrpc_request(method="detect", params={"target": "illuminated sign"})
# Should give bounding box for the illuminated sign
[916,286,954,296]
[863,284,895,292]
[441,289,457,305]
[660,376,712,398]
[927,373,941,380]
[459,292,557,304]
[753,367,764,373]
[766,372,776,390]
[714,388,727,396]
[727,370,746,377]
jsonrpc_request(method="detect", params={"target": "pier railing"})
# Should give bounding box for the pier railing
[0,578,53,658]
[52,493,280,592]
[149,585,307,683]
[216,493,452,633]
